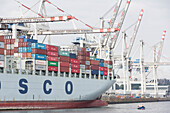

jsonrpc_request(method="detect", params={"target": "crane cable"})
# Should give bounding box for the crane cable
[45,0,93,29]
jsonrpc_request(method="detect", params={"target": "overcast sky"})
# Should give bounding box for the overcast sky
[0,0,170,79]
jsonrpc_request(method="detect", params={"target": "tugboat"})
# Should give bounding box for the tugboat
[138,105,145,110]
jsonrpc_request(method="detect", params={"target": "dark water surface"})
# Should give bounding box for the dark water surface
[1,101,170,113]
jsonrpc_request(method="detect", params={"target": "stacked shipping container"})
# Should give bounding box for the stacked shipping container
[0,36,4,67]
[47,45,59,72]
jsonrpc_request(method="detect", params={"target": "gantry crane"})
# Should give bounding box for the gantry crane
[110,0,131,50]
[102,0,122,47]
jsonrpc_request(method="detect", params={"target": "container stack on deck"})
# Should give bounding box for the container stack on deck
[0,36,4,68]
[47,45,59,72]
[0,35,114,77]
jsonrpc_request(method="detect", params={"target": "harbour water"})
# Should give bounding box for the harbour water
[1,101,170,113]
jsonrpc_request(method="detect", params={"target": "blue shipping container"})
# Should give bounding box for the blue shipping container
[22,47,27,53]
[31,43,46,50]
[23,38,28,42]
[100,71,104,75]
[95,58,100,61]
[32,39,38,43]
[99,62,104,67]
[27,47,31,53]
[18,47,23,53]
[27,42,32,47]
[31,54,46,60]
[19,35,25,39]
[100,59,104,63]
[69,53,76,59]
[91,70,99,75]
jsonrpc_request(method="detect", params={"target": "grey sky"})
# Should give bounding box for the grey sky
[0,0,170,79]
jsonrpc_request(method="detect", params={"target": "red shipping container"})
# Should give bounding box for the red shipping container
[27,53,31,58]
[86,57,90,61]
[46,45,58,52]
[71,64,80,69]
[60,67,69,72]
[6,50,10,55]
[4,45,6,50]
[104,67,108,72]
[5,39,10,44]
[22,42,27,47]
[86,52,90,56]
[70,58,80,64]
[71,69,80,73]
[31,48,46,55]
[80,60,86,65]
[104,71,108,76]
[10,49,14,55]
[81,47,86,52]
[48,66,58,71]
[77,55,86,60]
[0,48,4,55]
[19,39,23,43]
[77,51,86,56]
[60,56,69,62]
[0,36,4,42]
[60,62,69,67]
[18,42,23,47]
[100,67,104,71]
[90,60,99,65]
[47,51,58,57]
[48,56,58,62]
[105,60,113,65]
[91,65,99,70]
[14,47,18,53]
[85,65,90,70]
[10,39,15,44]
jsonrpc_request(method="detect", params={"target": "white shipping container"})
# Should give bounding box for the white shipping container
[14,42,18,47]
[0,55,4,61]
[11,44,14,49]
[35,60,46,65]
[14,53,19,57]
[6,44,11,50]
[0,42,4,48]
[86,70,90,74]
[0,61,4,67]
[35,65,46,70]
[80,65,85,69]
[85,61,90,65]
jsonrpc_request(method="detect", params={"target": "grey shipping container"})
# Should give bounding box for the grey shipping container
[35,65,46,70]
[85,61,90,65]
[0,42,4,48]
[0,55,4,61]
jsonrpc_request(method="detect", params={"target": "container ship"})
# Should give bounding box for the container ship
[0,0,119,110]
[0,35,116,110]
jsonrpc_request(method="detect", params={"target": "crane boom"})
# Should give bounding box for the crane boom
[126,9,144,58]
[157,30,166,62]
[110,0,131,49]
[102,0,122,46]
[0,16,73,24]
[0,28,117,36]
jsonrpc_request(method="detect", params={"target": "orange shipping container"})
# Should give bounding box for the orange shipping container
[22,53,27,58]
[90,60,99,66]
[27,53,31,58]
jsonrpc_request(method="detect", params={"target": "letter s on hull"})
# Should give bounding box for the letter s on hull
[19,78,28,94]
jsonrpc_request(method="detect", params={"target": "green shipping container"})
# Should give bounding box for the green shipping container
[90,57,95,60]
[59,51,69,56]
[48,61,58,67]
[108,65,113,69]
